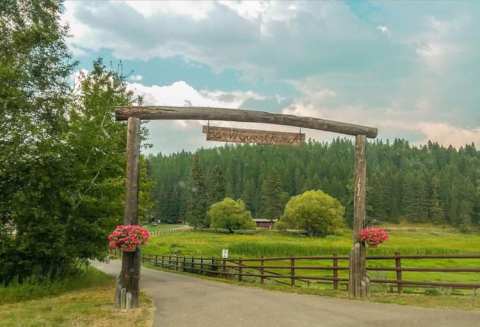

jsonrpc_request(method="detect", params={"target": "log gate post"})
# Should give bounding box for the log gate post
[116,117,141,308]
[349,134,368,297]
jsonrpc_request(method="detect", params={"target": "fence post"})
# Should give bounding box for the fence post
[161,256,164,267]
[168,255,172,269]
[154,255,158,266]
[333,253,339,290]
[290,257,296,287]
[260,256,265,284]
[191,256,195,272]
[395,252,403,294]
[223,258,227,277]
[183,256,186,272]
[238,258,243,282]
[211,257,215,275]
[175,256,179,271]
[200,257,204,274]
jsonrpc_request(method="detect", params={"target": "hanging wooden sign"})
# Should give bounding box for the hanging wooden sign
[202,126,305,145]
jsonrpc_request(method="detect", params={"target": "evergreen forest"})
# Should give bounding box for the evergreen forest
[148,139,480,230]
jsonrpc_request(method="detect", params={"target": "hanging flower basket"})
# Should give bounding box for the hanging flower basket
[360,227,388,247]
[108,225,150,252]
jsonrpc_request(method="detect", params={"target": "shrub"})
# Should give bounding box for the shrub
[208,198,255,233]
[278,190,344,236]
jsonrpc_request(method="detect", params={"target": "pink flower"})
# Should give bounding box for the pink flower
[360,227,388,247]
[107,225,150,252]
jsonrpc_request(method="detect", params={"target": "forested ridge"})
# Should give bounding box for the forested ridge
[148,139,480,229]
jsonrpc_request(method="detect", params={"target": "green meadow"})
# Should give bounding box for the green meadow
[143,224,480,258]
[142,224,480,289]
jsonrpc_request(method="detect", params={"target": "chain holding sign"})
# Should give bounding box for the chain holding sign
[202,125,305,145]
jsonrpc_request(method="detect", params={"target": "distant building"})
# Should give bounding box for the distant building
[253,218,277,229]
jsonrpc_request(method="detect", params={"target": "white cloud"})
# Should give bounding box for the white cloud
[125,80,318,152]
[126,80,268,131]
[410,15,468,71]
[63,1,375,74]
[67,74,478,152]
[124,0,213,20]
[416,123,480,148]
[200,89,266,105]
[63,1,480,150]
[279,73,480,147]
[377,25,390,35]
[281,97,480,148]
[62,2,92,56]
[127,81,246,109]
[218,0,267,21]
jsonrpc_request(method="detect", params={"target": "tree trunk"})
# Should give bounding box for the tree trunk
[349,134,369,297]
[116,117,141,308]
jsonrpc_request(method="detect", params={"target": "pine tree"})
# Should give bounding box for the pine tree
[259,170,285,221]
[472,176,480,226]
[367,172,387,222]
[427,177,445,224]
[208,165,226,205]
[402,172,429,222]
[302,173,321,192]
[241,179,257,216]
[457,200,473,228]
[187,155,208,227]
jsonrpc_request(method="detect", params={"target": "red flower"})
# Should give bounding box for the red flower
[360,227,388,247]
[107,225,150,252]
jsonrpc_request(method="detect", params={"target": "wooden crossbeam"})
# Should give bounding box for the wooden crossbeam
[115,106,378,138]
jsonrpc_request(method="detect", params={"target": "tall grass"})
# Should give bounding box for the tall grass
[0,267,112,305]
[142,226,480,258]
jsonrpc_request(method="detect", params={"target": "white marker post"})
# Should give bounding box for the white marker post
[222,249,229,259]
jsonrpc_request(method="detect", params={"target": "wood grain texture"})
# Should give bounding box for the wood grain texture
[117,117,141,308]
[349,135,369,298]
[202,125,305,145]
[123,117,141,225]
[115,106,378,138]
[353,135,367,242]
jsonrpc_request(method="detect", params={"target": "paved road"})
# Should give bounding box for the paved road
[94,261,480,327]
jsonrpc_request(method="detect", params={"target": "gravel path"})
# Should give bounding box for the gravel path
[94,260,480,327]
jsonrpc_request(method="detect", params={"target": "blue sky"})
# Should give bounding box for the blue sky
[63,1,480,153]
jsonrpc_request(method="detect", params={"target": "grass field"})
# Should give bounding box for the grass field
[142,224,480,293]
[143,224,480,257]
[0,267,154,327]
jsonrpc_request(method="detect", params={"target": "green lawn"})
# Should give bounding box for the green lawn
[0,267,154,327]
[142,224,480,294]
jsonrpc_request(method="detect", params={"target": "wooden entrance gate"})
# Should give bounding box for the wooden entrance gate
[115,105,378,306]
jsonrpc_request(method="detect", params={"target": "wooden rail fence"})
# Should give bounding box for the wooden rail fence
[133,253,480,293]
